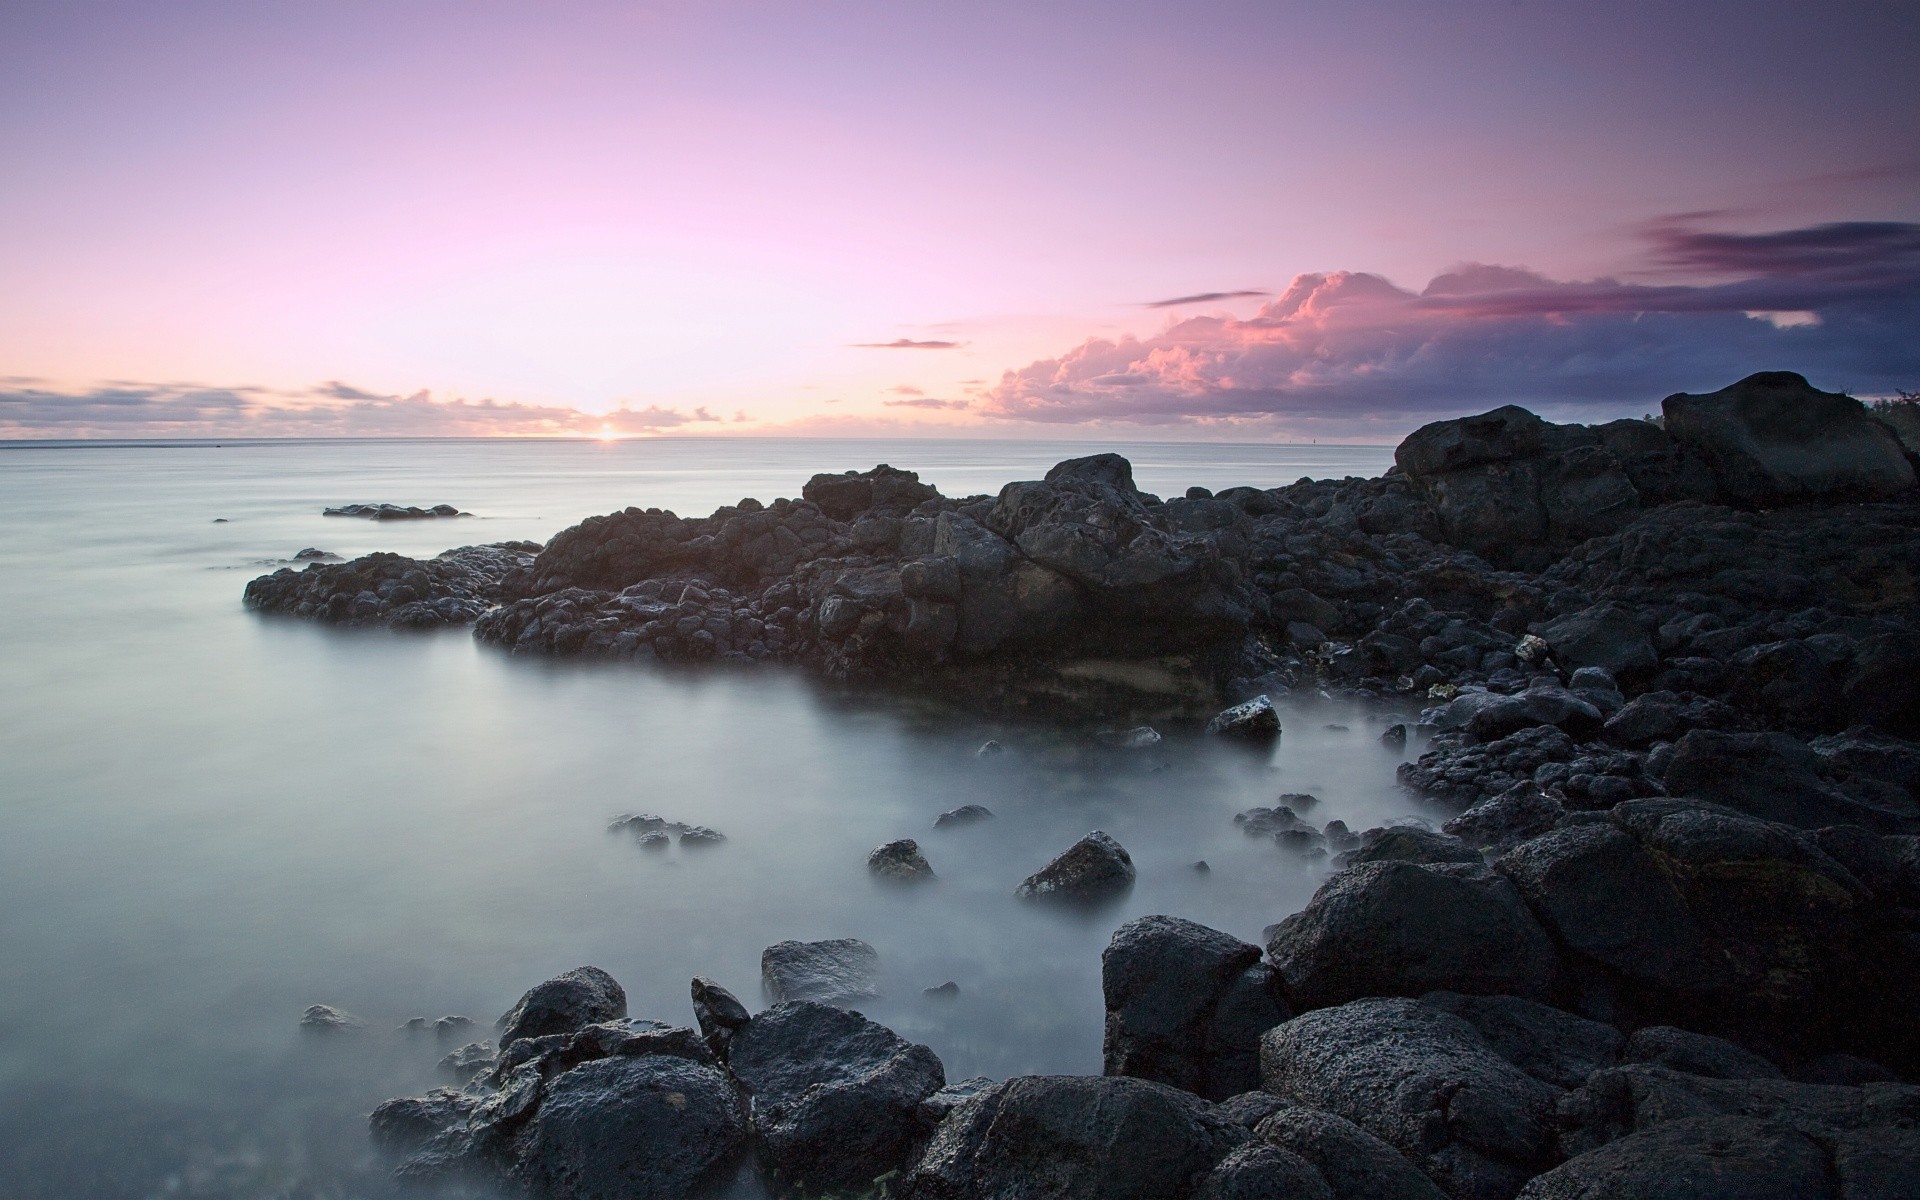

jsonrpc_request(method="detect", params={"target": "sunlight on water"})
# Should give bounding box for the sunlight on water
[0,437,1411,1198]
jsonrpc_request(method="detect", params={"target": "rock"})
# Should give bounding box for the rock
[1198,1143,1335,1200]
[1098,725,1164,749]
[1236,805,1315,838]
[1795,1053,1902,1087]
[1103,915,1291,1100]
[1536,604,1657,681]
[678,825,726,846]
[1266,861,1559,1009]
[690,976,750,1059]
[369,1088,480,1156]
[496,966,627,1049]
[433,1014,475,1039]
[1334,825,1484,868]
[1444,787,1566,854]
[1207,696,1282,740]
[1217,1091,1293,1129]
[1811,727,1920,803]
[323,502,469,519]
[1664,729,1915,832]
[292,547,333,560]
[869,838,936,881]
[976,740,1005,757]
[1557,1063,1920,1156]
[761,938,881,1004]
[245,542,537,629]
[1622,1026,1783,1081]
[728,1000,945,1195]
[901,1074,1249,1200]
[1260,997,1560,1200]
[1419,992,1624,1090]
[1602,692,1741,748]
[924,981,960,1000]
[1518,1114,1836,1200]
[438,1041,498,1080]
[1254,1106,1450,1200]
[1429,683,1602,741]
[299,1004,366,1033]
[508,1054,747,1200]
[1381,723,1409,749]
[638,830,670,849]
[917,1076,996,1127]
[1662,372,1916,504]
[1015,830,1136,904]
[934,803,993,828]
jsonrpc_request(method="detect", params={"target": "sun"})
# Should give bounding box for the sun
[593,424,624,442]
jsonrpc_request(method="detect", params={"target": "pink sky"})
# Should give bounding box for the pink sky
[2,1,1916,440]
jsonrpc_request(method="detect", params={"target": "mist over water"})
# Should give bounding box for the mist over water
[0,437,1415,1199]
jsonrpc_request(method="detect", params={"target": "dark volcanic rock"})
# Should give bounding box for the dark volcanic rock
[1662,371,1916,505]
[324,502,467,519]
[1419,992,1624,1090]
[1621,1026,1783,1081]
[369,1088,479,1155]
[496,966,627,1049]
[1663,729,1918,832]
[727,1000,945,1195]
[690,976,751,1060]
[1266,861,1559,1009]
[1207,695,1282,740]
[1198,1143,1334,1200]
[868,838,935,881]
[507,1054,746,1200]
[1261,997,1561,1200]
[1518,1115,1837,1200]
[901,1074,1249,1200]
[761,938,881,1005]
[934,803,993,828]
[245,542,538,629]
[1254,1106,1450,1200]
[1016,830,1136,903]
[1103,915,1291,1100]
[1334,825,1484,868]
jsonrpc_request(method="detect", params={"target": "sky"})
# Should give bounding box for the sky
[1,0,1916,441]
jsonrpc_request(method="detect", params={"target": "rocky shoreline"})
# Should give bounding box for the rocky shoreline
[251,371,1920,1198]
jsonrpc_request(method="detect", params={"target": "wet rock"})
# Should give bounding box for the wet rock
[690,976,751,1060]
[508,1054,747,1200]
[761,938,881,1004]
[1097,725,1164,749]
[869,838,936,882]
[1207,695,1282,740]
[433,1014,475,1039]
[292,547,334,560]
[299,1004,366,1033]
[1235,805,1315,838]
[1622,1026,1783,1081]
[1253,1105,1450,1200]
[1399,725,1578,807]
[678,825,726,846]
[1015,830,1136,904]
[1429,683,1602,741]
[917,1076,996,1127]
[1103,915,1291,1100]
[901,1074,1249,1200]
[1198,1143,1334,1200]
[1419,992,1622,1090]
[496,966,627,1049]
[369,1088,480,1156]
[1261,997,1560,1200]
[933,803,993,828]
[1266,861,1559,1008]
[924,980,960,1000]
[1444,786,1565,854]
[245,542,537,629]
[1664,729,1917,832]
[438,1041,498,1080]
[1334,825,1483,868]
[324,502,468,519]
[1381,723,1409,749]
[1519,1115,1836,1200]
[1536,603,1657,681]
[1662,371,1916,504]
[728,1000,945,1195]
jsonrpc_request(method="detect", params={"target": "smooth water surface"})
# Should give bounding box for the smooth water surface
[0,437,1418,1199]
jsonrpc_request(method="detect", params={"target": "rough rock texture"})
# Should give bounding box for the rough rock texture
[1266,861,1559,1009]
[245,542,538,629]
[690,976,751,1060]
[900,1074,1249,1200]
[1261,998,1561,1200]
[760,938,881,1005]
[1518,1115,1839,1200]
[1662,372,1916,505]
[496,966,628,1049]
[868,838,936,881]
[1198,1143,1335,1200]
[727,1000,945,1195]
[1102,915,1291,1100]
[1254,1106,1451,1200]
[1016,830,1136,903]
[1418,992,1624,1090]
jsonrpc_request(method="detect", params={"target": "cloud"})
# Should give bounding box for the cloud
[1143,290,1271,308]
[882,397,971,410]
[888,384,925,396]
[850,338,962,349]
[0,381,722,439]
[982,219,1920,434]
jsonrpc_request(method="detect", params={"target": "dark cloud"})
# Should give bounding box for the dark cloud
[1143,290,1271,308]
[983,219,1920,434]
[0,381,721,438]
[882,397,970,410]
[850,338,962,349]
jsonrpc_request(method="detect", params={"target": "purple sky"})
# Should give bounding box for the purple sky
[2,0,1916,440]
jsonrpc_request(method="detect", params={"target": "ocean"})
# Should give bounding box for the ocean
[0,436,1414,1199]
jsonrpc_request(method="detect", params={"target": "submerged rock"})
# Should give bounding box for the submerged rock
[1207,696,1282,740]
[761,937,881,1004]
[324,502,468,519]
[1015,830,1136,903]
[934,803,994,828]
[299,1004,366,1033]
[869,838,936,881]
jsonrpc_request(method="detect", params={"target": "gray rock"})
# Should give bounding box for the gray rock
[901,1074,1249,1200]
[728,1000,945,1195]
[1260,998,1560,1200]
[1518,1115,1835,1200]
[690,976,750,1059]
[1207,696,1282,740]
[1420,992,1624,1090]
[1103,915,1291,1100]
[1254,1105,1450,1200]
[437,1041,498,1081]
[1537,604,1657,680]
[917,1075,996,1127]
[1334,825,1484,868]
[369,1088,479,1156]
[1267,862,1559,1008]
[1016,830,1136,904]
[1663,371,1916,504]
[1098,725,1164,749]
[508,1054,747,1200]
[934,803,994,828]
[1664,730,1913,832]
[761,938,881,1004]
[496,966,627,1049]
[1444,787,1566,854]
[1198,1143,1334,1200]
[1622,1026,1784,1081]
[299,1004,366,1033]
[869,838,936,881]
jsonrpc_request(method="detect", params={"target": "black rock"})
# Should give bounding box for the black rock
[1015,830,1136,904]
[1621,1026,1783,1081]
[369,1088,479,1156]
[1207,696,1282,740]
[1419,992,1623,1090]
[869,838,936,881]
[1198,1143,1334,1200]
[1662,371,1916,504]
[1254,1105,1450,1200]
[1334,825,1483,869]
[690,976,751,1059]
[761,938,881,1004]
[1519,1114,1837,1200]
[934,803,994,828]
[496,966,627,1049]
[299,1004,366,1033]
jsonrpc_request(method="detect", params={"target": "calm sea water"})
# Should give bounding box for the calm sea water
[0,437,1414,1199]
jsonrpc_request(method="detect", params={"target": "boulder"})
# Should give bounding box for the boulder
[1622,1026,1784,1081]
[507,1055,747,1200]
[299,1004,366,1033]
[1662,372,1916,505]
[1254,1106,1450,1200]
[1536,604,1657,681]
[1103,915,1291,1100]
[1016,831,1136,904]
[901,1074,1249,1200]
[1518,1115,1837,1200]
[727,1000,945,1195]
[761,938,882,1004]
[934,804,993,828]
[1260,998,1561,1200]
[869,838,936,882]
[369,1088,480,1156]
[690,976,751,1060]
[1419,992,1624,1090]
[1198,1143,1335,1200]
[1444,788,1566,854]
[1664,730,1917,832]
[1267,862,1559,1009]
[1207,695,1282,740]
[1334,826,1484,869]
[496,966,627,1048]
